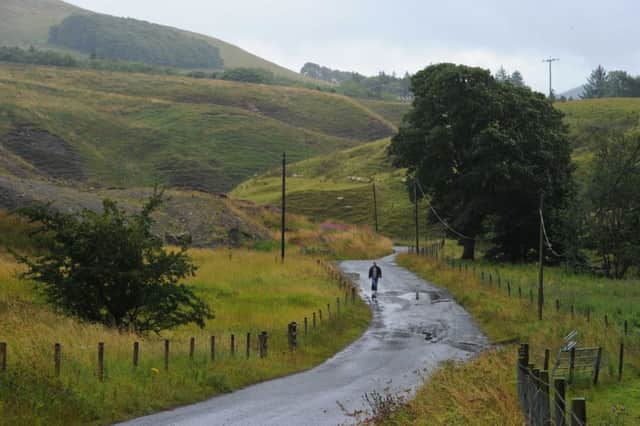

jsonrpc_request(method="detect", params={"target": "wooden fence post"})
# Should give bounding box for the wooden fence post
[164,339,169,371]
[327,303,331,319]
[319,309,323,323]
[98,342,105,382]
[604,314,608,327]
[259,331,268,358]
[304,317,308,335]
[312,312,317,328]
[544,349,550,371]
[556,299,560,313]
[618,343,624,382]
[593,347,602,385]
[231,334,235,357]
[571,305,574,318]
[0,342,6,372]
[210,336,215,361]
[351,287,356,304]
[624,320,628,336]
[133,341,139,367]
[54,343,61,377]
[540,370,551,426]
[554,378,566,426]
[190,337,195,360]
[288,322,297,351]
[519,286,522,298]
[569,347,576,384]
[570,398,586,426]
[337,297,340,316]
[507,281,511,297]
[246,333,251,359]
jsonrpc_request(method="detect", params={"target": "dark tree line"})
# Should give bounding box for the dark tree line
[494,66,527,87]
[0,45,179,75]
[49,14,224,69]
[582,65,640,98]
[301,62,412,100]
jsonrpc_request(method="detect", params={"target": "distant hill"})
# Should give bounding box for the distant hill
[559,85,585,100]
[0,0,303,80]
[0,63,395,194]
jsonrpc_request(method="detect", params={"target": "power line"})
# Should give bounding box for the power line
[413,178,496,242]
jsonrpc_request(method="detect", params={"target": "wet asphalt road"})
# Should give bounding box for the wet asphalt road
[120,250,488,426]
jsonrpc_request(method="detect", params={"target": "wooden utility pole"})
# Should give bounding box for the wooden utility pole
[281,152,286,262]
[542,58,559,98]
[414,180,419,253]
[538,192,544,321]
[372,182,379,232]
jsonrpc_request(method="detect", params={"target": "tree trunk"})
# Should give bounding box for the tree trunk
[462,239,476,260]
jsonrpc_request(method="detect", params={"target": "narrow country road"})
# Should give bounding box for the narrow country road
[120,250,488,426]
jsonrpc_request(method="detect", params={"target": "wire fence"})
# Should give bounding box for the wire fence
[406,244,640,424]
[518,343,586,426]
[0,258,359,382]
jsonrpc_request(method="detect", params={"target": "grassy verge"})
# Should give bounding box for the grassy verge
[0,248,371,425]
[381,253,640,425]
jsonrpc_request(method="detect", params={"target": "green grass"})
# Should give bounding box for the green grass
[0,248,371,425]
[0,0,305,81]
[232,139,428,239]
[556,98,640,166]
[382,253,640,425]
[0,63,394,192]
[359,99,410,127]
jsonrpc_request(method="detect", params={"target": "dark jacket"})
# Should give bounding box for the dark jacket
[368,265,382,279]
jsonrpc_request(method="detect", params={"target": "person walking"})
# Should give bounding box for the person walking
[368,261,382,299]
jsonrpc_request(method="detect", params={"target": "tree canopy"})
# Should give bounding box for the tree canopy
[495,66,527,87]
[15,191,213,334]
[388,63,574,261]
[582,65,640,98]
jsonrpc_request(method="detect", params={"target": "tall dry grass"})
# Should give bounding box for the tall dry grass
[0,248,371,425]
[382,254,640,425]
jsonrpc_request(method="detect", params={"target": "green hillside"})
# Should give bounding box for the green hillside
[233,98,640,239]
[359,99,410,127]
[0,63,394,192]
[232,139,422,239]
[0,0,303,80]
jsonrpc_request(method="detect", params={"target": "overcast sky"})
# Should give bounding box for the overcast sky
[65,0,640,94]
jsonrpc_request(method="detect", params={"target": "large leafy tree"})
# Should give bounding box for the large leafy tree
[587,132,640,278]
[388,63,574,261]
[15,191,213,333]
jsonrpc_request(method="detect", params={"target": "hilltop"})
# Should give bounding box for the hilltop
[0,0,303,80]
